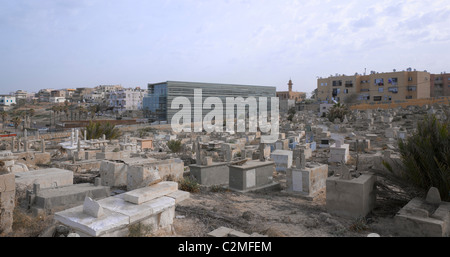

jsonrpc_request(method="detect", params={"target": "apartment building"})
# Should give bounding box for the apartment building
[317,68,431,104]
[109,87,148,113]
[430,73,450,97]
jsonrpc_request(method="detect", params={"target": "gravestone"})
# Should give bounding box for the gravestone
[83,197,104,218]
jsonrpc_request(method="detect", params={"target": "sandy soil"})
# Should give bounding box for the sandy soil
[172,172,402,237]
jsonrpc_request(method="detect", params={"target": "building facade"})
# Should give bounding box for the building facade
[37,89,52,102]
[51,90,66,98]
[143,81,277,122]
[109,88,148,113]
[430,73,450,97]
[49,97,66,103]
[15,90,28,100]
[317,69,431,104]
[0,95,16,106]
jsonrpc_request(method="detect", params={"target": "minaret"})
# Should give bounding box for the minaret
[288,79,293,92]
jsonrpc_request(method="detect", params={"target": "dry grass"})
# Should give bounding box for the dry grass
[11,207,53,237]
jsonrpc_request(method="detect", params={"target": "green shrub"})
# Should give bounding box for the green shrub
[287,113,294,121]
[398,114,450,201]
[167,139,182,153]
[288,107,296,115]
[179,176,200,193]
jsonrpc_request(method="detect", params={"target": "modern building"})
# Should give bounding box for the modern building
[109,87,148,113]
[143,81,277,122]
[276,80,306,102]
[317,68,431,104]
[430,73,450,97]
[0,95,16,106]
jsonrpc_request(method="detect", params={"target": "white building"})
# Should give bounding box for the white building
[109,88,148,112]
[49,97,66,103]
[0,95,16,106]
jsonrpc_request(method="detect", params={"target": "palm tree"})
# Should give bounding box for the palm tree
[327,102,349,122]
[27,108,35,128]
[85,121,121,140]
[51,105,58,126]
[11,116,22,132]
[57,105,63,121]
[89,104,99,120]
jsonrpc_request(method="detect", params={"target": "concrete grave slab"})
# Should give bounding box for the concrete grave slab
[15,168,73,190]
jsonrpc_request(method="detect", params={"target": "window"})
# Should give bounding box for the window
[344,89,349,94]
[375,78,384,86]
[345,81,353,87]
[359,94,370,100]
[373,96,382,101]
[408,77,413,81]
[378,88,384,92]
[332,88,340,96]
[321,83,324,86]
[407,86,417,91]
[360,89,369,92]
[388,87,398,93]
[406,96,413,99]
[388,78,398,85]
[332,80,342,86]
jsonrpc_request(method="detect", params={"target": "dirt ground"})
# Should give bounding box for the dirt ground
[172,171,405,237]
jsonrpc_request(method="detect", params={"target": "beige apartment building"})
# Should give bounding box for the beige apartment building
[317,69,431,104]
[430,73,450,97]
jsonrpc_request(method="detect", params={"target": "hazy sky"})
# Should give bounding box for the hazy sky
[1,0,449,95]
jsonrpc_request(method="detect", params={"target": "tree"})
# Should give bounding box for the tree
[11,116,22,132]
[89,104,100,119]
[310,88,318,100]
[51,105,59,126]
[27,109,35,128]
[398,114,450,201]
[0,111,8,124]
[327,102,349,122]
[63,105,69,120]
[288,107,296,115]
[85,121,121,140]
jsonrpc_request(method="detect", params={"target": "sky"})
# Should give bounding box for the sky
[1,0,449,95]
